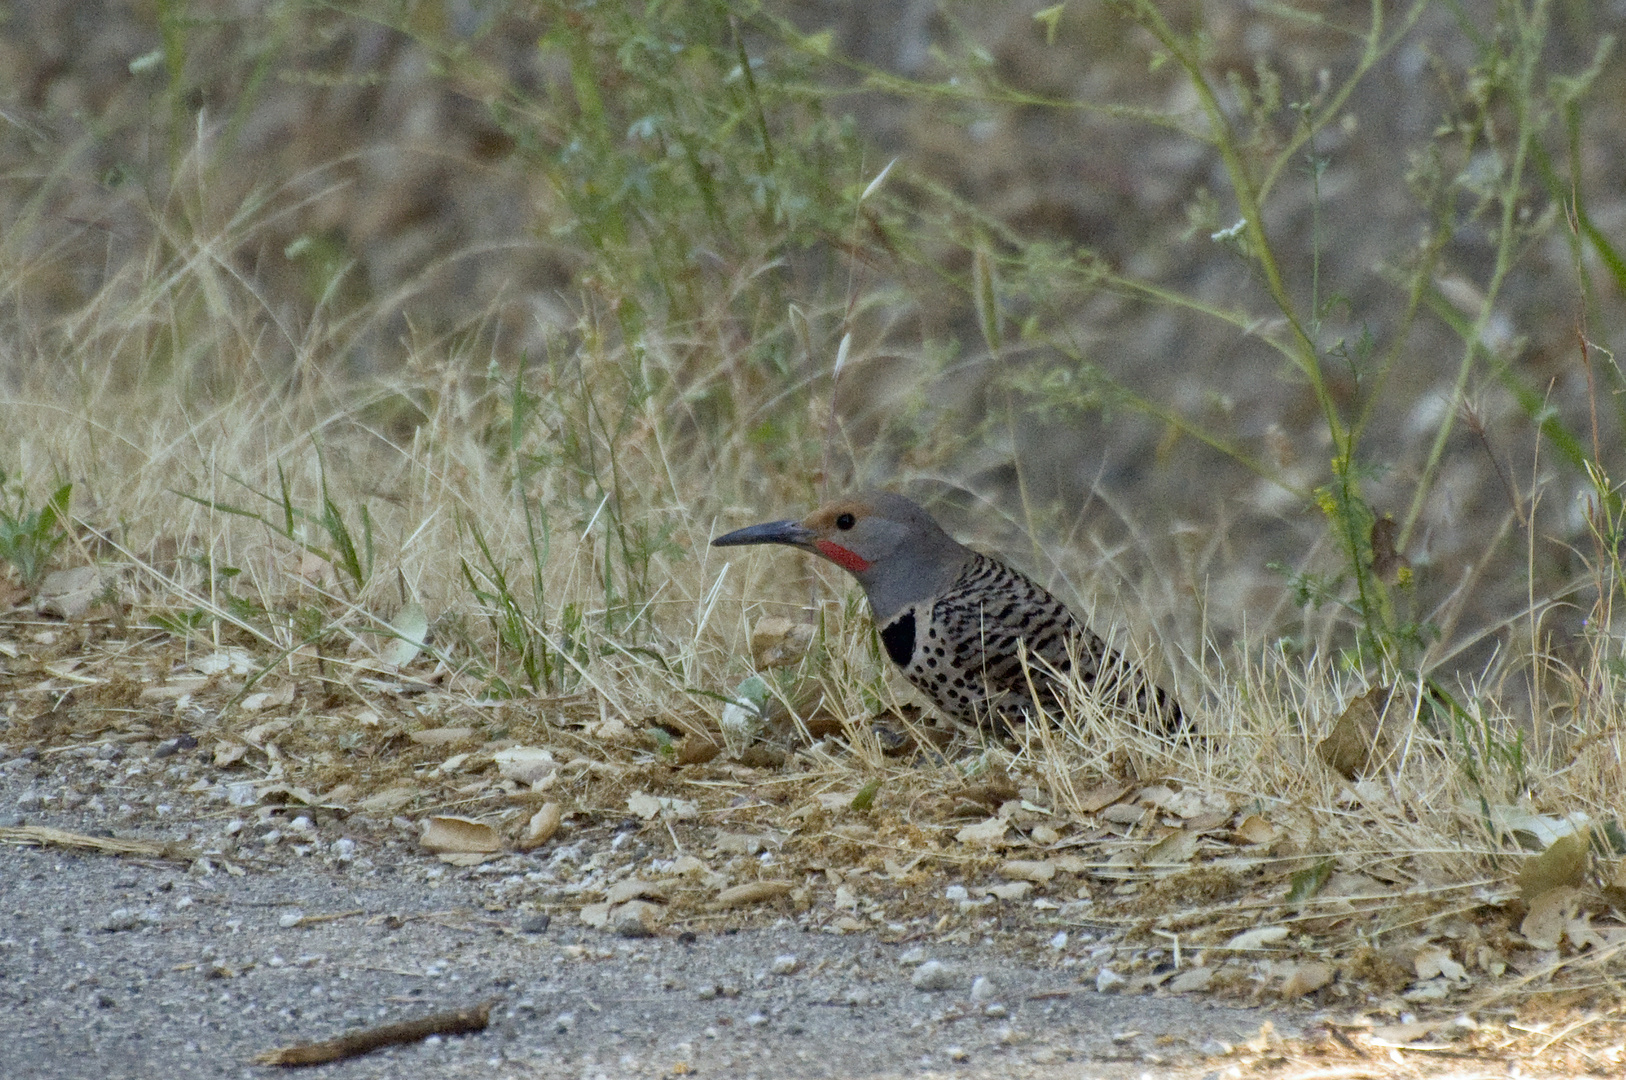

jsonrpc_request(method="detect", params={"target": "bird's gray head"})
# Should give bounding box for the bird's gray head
[711,491,972,621]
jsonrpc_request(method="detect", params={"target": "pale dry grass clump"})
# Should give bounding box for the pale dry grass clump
[3,153,1625,1032]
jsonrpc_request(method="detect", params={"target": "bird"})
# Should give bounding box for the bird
[711,491,1184,738]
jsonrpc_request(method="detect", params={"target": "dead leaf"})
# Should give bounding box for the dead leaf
[1142,830,1201,867]
[999,859,1055,884]
[213,742,249,768]
[381,601,429,668]
[611,899,661,937]
[677,736,722,765]
[593,717,632,742]
[1137,785,1177,809]
[256,783,334,808]
[750,616,813,669]
[954,778,1020,809]
[437,851,493,867]
[1370,1021,1439,1045]
[1233,815,1277,845]
[606,879,670,905]
[1076,781,1129,813]
[196,648,254,676]
[409,727,477,746]
[715,833,766,856]
[713,881,794,909]
[419,816,501,855]
[1280,961,1334,998]
[626,792,697,821]
[1316,685,1397,779]
[241,682,297,712]
[1168,966,1214,993]
[1225,926,1288,951]
[35,565,103,619]
[358,787,418,814]
[242,719,292,745]
[1521,886,1583,949]
[495,746,556,786]
[1413,945,1467,981]
[1101,803,1149,826]
[517,803,562,850]
[627,792,663,820]
[1519,830,1588,901]
[956,818,1010,847]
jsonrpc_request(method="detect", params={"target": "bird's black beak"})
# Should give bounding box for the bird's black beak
[711,519,816,549]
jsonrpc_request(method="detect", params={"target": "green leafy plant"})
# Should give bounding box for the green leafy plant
[178,460,374,598]
[0,471,72,590]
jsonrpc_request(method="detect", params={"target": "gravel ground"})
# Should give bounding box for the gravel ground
[0,751,1308,1080]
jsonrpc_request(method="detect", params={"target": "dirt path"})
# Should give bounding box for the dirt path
[0,749,1330,1080]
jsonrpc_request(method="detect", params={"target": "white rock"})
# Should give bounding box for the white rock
[912,959,955,991]
[1095,966,1127,993]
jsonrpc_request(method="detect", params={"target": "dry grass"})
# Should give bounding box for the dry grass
[2,152,1624,1059]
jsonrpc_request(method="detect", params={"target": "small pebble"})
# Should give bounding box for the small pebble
[770,954,799,975]
[745,1012,767,1027]
[554,1012,575,1032]
[519,914,551,934]
[1049,931,1068,950]
[984,1003,1008,1019]
[970,976,996,1001]
[911,960,955,991]
[898,946,928,965]
[278,910,304,928]
[154,734,198,759]
[1095,966,1127,993]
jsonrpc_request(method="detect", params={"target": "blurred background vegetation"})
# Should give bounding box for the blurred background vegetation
[2,0,1623,705]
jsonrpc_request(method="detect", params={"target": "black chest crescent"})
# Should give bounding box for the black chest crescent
[879,611,917,667]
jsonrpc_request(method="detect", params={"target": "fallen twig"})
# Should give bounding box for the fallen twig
[254,999,495,1066]
[0,824,190,860]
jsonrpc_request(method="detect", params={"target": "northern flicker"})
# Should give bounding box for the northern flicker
[712,491,1184,736]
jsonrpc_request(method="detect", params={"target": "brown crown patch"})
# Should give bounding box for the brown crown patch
[803,500,874,533]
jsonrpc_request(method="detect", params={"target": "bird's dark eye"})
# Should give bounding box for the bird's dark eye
[835,513,855,530]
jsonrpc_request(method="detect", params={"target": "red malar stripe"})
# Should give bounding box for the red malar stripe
[815,540,872,574]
